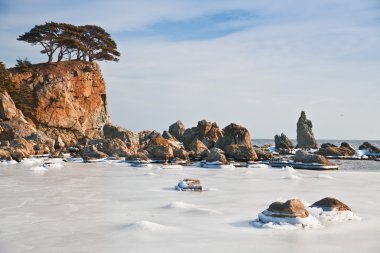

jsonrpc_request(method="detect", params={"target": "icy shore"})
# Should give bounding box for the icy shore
[0,160,379,253]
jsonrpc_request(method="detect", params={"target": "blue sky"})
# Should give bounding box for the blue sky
[1,0,380,139]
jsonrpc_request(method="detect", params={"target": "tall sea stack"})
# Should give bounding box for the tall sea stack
[296,111,318,149]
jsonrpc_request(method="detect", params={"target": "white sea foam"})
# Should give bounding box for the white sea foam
[29,166,48,174]
[164,201,222,214]
[252,212,322,230]
[247,164,269,169]
[20,158,44,166]
[0,160,18,166]
[160,164,183,169]
[125,220,173,232]
[282,166,301,180]
[317,174,334,179]
[307,207,361,222]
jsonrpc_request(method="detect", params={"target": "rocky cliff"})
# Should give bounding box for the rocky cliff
[9,61,111,145]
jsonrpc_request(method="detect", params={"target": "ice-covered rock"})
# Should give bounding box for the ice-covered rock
[175,179,202,192]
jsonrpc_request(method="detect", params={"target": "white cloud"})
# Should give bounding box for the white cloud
[1,0,380,139]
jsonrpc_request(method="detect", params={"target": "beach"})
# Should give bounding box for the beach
[1,159,379,253]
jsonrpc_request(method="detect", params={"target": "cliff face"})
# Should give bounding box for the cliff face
[10,61,111,145]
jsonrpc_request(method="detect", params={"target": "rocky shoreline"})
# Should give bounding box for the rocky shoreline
[0,61,379,165]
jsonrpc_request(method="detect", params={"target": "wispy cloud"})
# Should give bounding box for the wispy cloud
[1,0,379,139]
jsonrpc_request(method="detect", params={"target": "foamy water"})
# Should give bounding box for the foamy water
[0,160,379,252]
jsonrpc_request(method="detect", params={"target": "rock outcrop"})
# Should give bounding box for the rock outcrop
[103,124,139,151]
[274,133,294,150]
[10,61,111,146]
[216,123,257,161]
[294,150,335,165]
[318,142,356,157]
[296,111,318,149]
[168,120,185,142]
[183,120,223,150]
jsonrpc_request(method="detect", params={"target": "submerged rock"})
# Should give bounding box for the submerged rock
[318,142,356,157]
[175,179,202,192]
[359,141,380,153]
[264,199,309,218]
[294,150,335,166]
[311,197,351,211]
[296,111,318,149]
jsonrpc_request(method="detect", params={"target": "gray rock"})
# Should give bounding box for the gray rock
[296,111,318,149]
[168,120,185,142]
[206,147,227,164]
[274,133,294,150]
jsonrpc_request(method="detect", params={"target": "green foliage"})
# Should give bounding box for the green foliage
[18,22,120,64]
[14,58,35,73]
[0,61,35,117]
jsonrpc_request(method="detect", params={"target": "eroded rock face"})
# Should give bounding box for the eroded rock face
[80,145,108,160]
[0,92,25,120]
[296,111,318,149]
[266,199,309,218]
[216,123,252,149]
[168,120,185,142]
[274,133,294,150]
[145,135,174,161]
[311,197,351,211]
[182,120,223,150]
[103,124,139,150]
[10,61,111,144]
[294,150,335,165]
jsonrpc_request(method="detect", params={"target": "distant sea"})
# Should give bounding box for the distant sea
[253,139,380,171]
[253,139,380,149]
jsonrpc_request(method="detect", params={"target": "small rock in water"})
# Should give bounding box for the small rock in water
[265,199,309,218]
[310,197,351,211]
[175,179,202,192]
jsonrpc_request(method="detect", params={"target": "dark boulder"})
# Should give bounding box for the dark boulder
[296,111,318,149]
[311,197,351,211]
[274,133,294,150]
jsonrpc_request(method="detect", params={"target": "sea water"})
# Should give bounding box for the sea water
[0,157,379,253]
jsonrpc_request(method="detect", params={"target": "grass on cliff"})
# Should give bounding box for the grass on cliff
[0,61,35,117]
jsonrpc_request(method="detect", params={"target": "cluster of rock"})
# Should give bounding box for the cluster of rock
[358,142,380,154]
[257,197,353,228]
[317,142,356,157]
[0,61,262,164]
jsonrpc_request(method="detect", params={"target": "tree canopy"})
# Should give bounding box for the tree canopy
[17,22,120,64]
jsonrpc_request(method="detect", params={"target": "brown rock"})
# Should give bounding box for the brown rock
[0,148,11,160]
[294,150,335,165]
[80,145,108,160]
[254,147,273,161]
[0,91,25,120]
[89,138,130,157]
[266,199,309,218]
[103,124,139,150]
[10,138,34,155]
[311,197,351,211]
[216,123,252,149]
[10,61,111,144]
[224,144,258,161]
[125,151,150,161]
[145,136,173,161]
[188,139,209,158]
